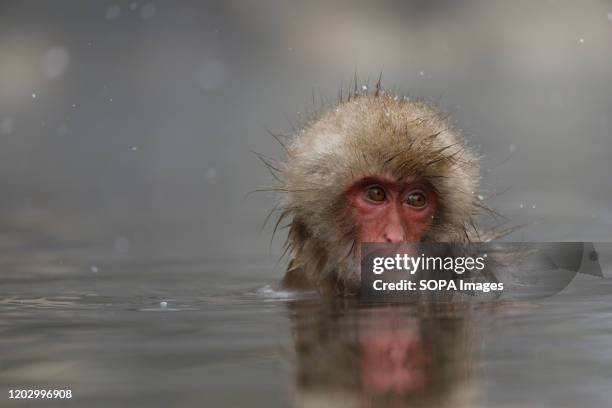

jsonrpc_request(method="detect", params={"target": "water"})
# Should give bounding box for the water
[1,254,612,407]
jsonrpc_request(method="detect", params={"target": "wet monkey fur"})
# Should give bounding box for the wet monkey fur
[261,81,498,296]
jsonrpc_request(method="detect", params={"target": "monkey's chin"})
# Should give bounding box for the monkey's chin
[332,242,424,296]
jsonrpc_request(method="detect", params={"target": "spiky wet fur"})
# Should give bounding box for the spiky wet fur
[270,87,482,296]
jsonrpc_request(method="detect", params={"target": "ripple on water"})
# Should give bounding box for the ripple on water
[254,284,315,301]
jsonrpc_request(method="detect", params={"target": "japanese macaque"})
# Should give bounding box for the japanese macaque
[270,83,483,295]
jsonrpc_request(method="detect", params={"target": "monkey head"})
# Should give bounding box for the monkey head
[276,91,480,294]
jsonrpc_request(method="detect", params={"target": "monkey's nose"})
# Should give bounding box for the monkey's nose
[384,227,406,243]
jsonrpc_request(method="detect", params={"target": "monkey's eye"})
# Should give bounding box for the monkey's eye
[364,185,387,203]
[405,191,427,208]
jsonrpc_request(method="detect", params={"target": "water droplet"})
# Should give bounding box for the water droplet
[106,4,121,21]
[361,85,368,91]
[519,203,524,209]
[532,204,536,209]
[477,194,484,201]
[42,47,70,79]
[579,38,585,43]
[114,236,130,253]
[608,12,612,22]
[509,144,516,153]
[90,266,99,273]
[205,167,217,180]
[58,124,68,136]
[1,117,14,135]
[72,103,77,108]
[140,3,156,20]
[194,59,229,91]
[419,71,424,76]
[109,98,113,102]
[160,301,168,308]
[131,146,138,151]
[32,93,37,99]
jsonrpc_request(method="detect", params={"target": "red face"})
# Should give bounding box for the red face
[347,176,437,243]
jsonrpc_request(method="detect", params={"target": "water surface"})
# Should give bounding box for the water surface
[1,254,611,407]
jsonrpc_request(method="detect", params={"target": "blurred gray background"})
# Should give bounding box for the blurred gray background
[1,0,611,261]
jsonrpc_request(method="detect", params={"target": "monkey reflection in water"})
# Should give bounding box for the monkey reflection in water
[287,301,477,408]
[264,81,510,296]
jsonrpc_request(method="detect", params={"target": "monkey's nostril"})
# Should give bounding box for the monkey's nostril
[384,231,406,243]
